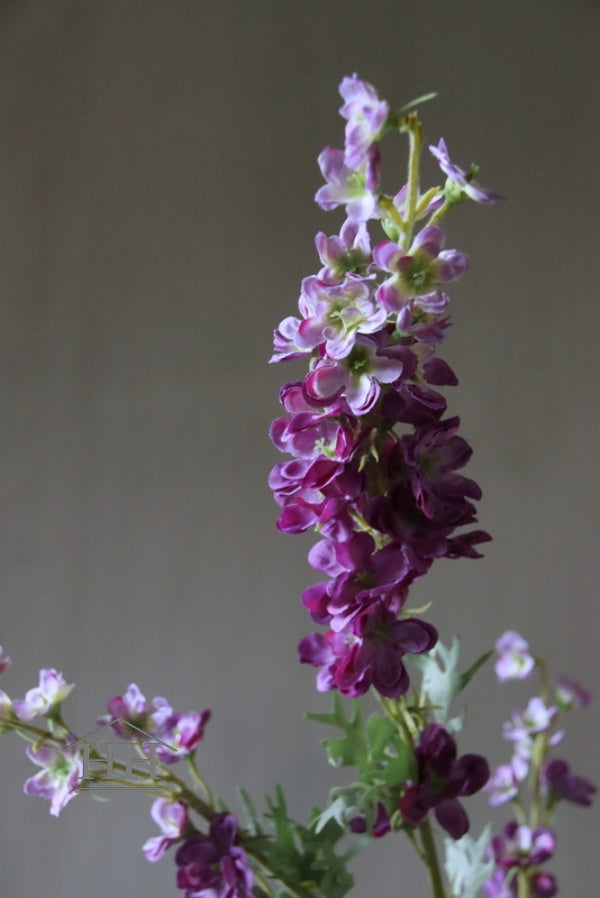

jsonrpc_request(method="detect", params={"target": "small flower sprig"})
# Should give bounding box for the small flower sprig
[0,653,356,898]
[483,632,596,898]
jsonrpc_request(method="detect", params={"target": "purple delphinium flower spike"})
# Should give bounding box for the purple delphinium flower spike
[429,138,504,206]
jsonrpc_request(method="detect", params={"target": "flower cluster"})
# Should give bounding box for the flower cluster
[270,75,495,698]
[484,632,596,896]
[98,683,211,763]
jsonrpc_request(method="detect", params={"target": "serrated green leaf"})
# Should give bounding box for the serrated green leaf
[443,825,494,898]
[410,637,462,724]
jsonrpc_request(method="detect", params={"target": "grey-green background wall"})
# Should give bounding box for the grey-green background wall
[1,2,598,896]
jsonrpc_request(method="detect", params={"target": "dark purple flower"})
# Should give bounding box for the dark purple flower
[544,758,596,807]
[299,603,436,698]
[555,675,592,709]
[490,821,556,870]
[175,813,254,898]
[399,724,489,839]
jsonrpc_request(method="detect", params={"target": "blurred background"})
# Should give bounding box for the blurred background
[1,1,598,895]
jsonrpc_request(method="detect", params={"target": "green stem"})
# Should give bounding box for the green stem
[403,114,423,248]
[517,870,531,898]
[419,819,446,898]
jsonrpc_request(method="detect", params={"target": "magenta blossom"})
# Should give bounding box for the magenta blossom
[99,684,211,762]
[13,668,74,721]
[299,603,437,698]
[175,812,254,898]
[143,797,189,862]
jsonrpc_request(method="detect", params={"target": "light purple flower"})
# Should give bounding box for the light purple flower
[315,145,381,222]
[315,219,372,285]
[494,631,535,681]
[304,335,405,416]
[295,275,388,360]
[23,742,83,816]
[338,74,389,168]
[556,675,592,709]
[0,689,12,732]
[0,646,11,674]
[373,226,468,313]
[485,763,519,806]
[429,138,504,206]
[504,697,557,741]
[143,797,188,862]
[13,668,74,721]
[483,870,514,898]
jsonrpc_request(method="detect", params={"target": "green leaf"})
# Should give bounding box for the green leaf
[399,92,438,113]
[457,649,493,695]
[443,825,494,898]
[410,637,462,724]
[409,639,492,726]
[238,787,263,836]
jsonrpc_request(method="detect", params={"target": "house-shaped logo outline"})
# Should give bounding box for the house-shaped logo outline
[66,717,178,792]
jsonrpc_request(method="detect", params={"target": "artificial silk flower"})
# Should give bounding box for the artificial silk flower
[494,630,535,681]
[12,668,74,721]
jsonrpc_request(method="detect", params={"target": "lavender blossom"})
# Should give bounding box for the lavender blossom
[429,138,504,206]
[13,668,74,721]
[23,742,83,816]
[143,797,189,862]
[338,74,389,168]
[494,631,535,681]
